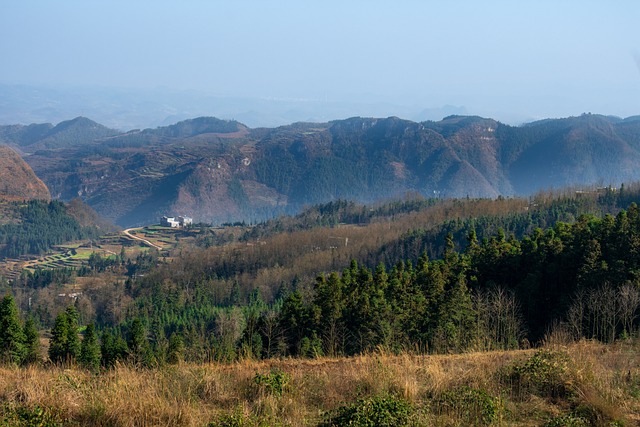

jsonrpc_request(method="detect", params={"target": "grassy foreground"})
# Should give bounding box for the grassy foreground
[1,340,639,426]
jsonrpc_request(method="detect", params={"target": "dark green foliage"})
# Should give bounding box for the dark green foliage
[0,295,26,364]
[0,200,101,257]
[48,306,80,365]
[79,324,101,372]
[166,333,184,364]
[15,268,74,289]
[434,386,500,426]
[47,312,68,364]
[100,331,128,367]
[126,318,155,367]
[0,404,62,427]
[207,412,248,427]
[279,290,316,356]
[319,395,412,427]
[64,306,81,360]
[22,317,41,365]
[88,252,120,272]
[505,350,573,400]
[543,413,589,427]
[253,370,291,397]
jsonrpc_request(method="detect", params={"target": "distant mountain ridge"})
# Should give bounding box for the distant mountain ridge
[3,113,640,227]
[0,117,119,152]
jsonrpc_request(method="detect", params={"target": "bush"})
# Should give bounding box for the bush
[208,412,247,427]
[543,413,589,426]
[0,405,61,427]
[319,395,411,427]
[434,386,500,426]
[253,369,291,397]
[505,349,573,399]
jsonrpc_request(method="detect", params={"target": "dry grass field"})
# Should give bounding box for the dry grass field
[1,339,639,426]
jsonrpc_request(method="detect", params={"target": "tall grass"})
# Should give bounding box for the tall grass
[1,340,638,426]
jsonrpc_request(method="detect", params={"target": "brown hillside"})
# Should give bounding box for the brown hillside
[0,145,50,200]
[0,340,637,425]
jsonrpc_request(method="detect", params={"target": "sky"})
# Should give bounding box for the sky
[1,0,640,123]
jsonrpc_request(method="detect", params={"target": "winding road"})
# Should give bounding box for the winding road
[123,228,164,250]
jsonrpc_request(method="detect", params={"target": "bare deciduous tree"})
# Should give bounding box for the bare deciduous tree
[618,282,640,337]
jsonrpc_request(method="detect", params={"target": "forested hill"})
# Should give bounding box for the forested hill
[0,200,106,257]
[4,113,640,226]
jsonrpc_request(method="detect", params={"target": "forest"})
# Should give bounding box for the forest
[0,200,102,257]
[1,185,640,369]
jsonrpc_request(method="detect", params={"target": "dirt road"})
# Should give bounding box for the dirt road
[123,228,163,250]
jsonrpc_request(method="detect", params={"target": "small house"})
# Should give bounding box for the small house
[160,216,180,228]
[160,215,192,228]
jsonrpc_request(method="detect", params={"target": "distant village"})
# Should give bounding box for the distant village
[160,215,193,228]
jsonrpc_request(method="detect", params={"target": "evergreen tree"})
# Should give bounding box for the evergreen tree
[0,295,26,364]
[48,311,70,364]
[48,306,80,364]
[278,290,312,356]
[432,274,475,353]
[22,317,41,365]
[128,318,146,357]
[313,272,345,356]
[127,318,154,366]
[101,331,128,367]
[79,323,101,372]
[64,305,81,361]
[167,333,185,364]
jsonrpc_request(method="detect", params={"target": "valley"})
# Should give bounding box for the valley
[3,115,640,426]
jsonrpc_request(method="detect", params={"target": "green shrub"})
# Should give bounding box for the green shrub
[319,395,411,427]
[505,349,573,399]
[253,369,291,397]
[1,405,61,427]
[434,386,500,426]
[543,413,589,426]
[208,412,247,427]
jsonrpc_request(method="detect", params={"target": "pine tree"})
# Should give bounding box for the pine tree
[313,272,345,356]
[49,311,70,364]
[79,323,101,372]
[127,318,154,366]
[101,331,128,368]
[167,333,185,364]
[22,317,41,365]
[128,318,146,358]
[64,305,81,361]
[0,294,26,364]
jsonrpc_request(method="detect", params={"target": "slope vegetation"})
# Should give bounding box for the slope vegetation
[5,113,640,226]
[0,145,50,201]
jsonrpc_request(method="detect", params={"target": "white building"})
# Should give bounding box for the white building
[177,216,193,226]
[160,215,193,228]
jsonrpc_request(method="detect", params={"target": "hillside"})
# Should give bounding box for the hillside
[5,113,640,226]
[0,116,119,151]
[0,145,50,201]
[0,341,637,426]
[1,187,640,426]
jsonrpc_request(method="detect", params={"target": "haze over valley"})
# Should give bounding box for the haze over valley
[3,2,640,426]
[2,113,640,227]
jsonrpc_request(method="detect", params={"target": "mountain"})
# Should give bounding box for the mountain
[0,145,50,201]
[0,117,119,152]
[5,113,640,227]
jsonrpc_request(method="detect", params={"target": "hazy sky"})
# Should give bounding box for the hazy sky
[2,0,640,122]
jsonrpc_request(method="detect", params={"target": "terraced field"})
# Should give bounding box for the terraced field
[0,226,202,281]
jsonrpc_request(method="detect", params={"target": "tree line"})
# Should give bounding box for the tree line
[4,204,640,368]
[0,200,101,257]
